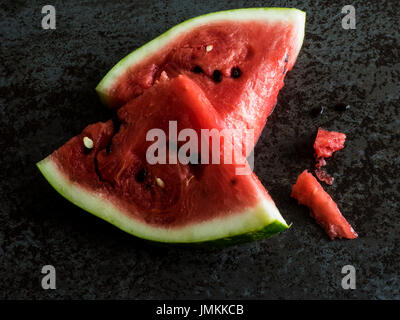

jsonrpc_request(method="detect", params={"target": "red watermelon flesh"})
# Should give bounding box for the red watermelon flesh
[291,170,357,240]
[99,18,304,152]
[313,128,346,185]
[314,128,346,159]
[314,168,334,185]
[43,75,284,238]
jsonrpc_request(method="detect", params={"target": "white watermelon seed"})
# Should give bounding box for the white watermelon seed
[83,136,94,149]
[156,177,165,188]
[206,45,213,52]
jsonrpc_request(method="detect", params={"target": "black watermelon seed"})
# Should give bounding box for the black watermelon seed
[285,54,289,63]
[334,103,350,112]
[310,106,324,117]
[192,66,203,73]
[231,67,241,78]
[135,168,147,183]
[212,70,223,82]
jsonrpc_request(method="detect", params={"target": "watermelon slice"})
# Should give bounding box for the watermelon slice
[96,8,306,152]
[291,170,357,240]
[37,75,289,244]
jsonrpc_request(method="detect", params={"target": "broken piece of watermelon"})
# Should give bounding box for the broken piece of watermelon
[314,168,334,185]
[291,170,357,240]
[37,75,289,244]
[97,8,306,155]
[313,128,346,185]
[314,128,346,159]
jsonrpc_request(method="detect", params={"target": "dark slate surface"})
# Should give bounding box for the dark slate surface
[0,0,399,299]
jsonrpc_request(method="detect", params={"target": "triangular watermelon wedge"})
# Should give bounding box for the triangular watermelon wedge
[38,75,288,244]
[96,8,305,152]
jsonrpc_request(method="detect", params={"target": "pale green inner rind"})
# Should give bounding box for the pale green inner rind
[96,7,306,102]
[37,157,288,243]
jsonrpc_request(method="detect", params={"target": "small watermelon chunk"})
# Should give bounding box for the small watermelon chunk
[314,128,346,159]
[314,168,334,185]
[315,157,326,168]
[291,170,357,240]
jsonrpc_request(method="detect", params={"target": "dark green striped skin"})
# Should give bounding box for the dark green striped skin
[137,220,290,248]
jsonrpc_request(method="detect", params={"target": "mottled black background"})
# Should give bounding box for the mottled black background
[0,0,399,299]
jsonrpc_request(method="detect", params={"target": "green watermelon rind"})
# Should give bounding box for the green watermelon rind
[37,157,289,245]
[96,7,306,105]
[198,221,292,247]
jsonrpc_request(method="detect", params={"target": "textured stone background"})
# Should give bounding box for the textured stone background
[0,0,399,299]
